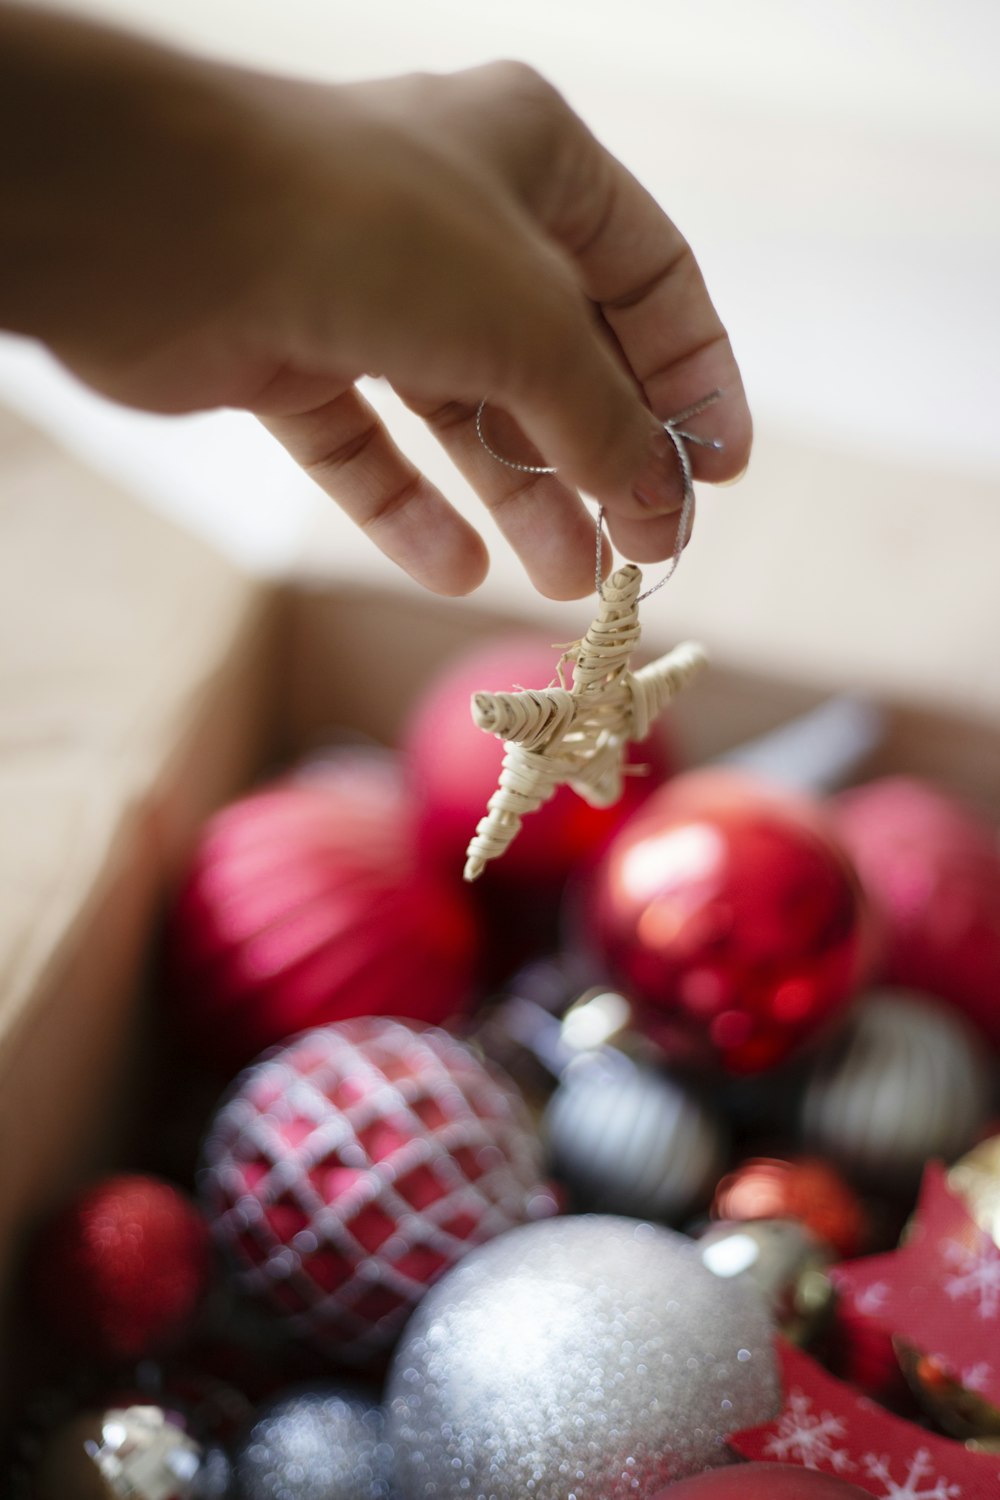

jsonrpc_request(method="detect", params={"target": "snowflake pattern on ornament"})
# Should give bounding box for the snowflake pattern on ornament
[942,1237,1000,1320]
[855,1279,890,1315]
[762,1389,855,1472]
[861,1448,962,1499]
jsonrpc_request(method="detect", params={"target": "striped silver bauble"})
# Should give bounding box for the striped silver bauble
[797,988,994,1185]
[541,1050,728,1221]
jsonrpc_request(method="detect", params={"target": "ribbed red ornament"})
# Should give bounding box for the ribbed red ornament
[404,636,674,888]
[30,1174,212,1362]
[167,753,481,1069]
[200,1017,555,1362]
[583,770,871,1074]
[831,776,1000,1047]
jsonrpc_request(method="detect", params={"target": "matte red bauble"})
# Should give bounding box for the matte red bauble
[712,1156,868,1258]
[831,776,1000,1047]
[200,1017,554,1363]
[584,771,869,1073]
[30,1174,212,1362]
[404,636,674,887]
[167,753,480,1069]
[653,1463,870,1498]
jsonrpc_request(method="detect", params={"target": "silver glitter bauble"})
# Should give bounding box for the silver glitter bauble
[232,1385,393,1500]
[387,1216,779,1500]
[798,988,993,1186]
[542,1052,727,1221]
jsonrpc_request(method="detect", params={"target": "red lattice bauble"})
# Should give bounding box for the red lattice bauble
[404,635,674,889]
[655,1463,870,1497]
[29,1174,212,1362]
[582,770,870,1073]
[831,776,1000,1047]
[200,1017,554,1362]
[167,753,481,1069]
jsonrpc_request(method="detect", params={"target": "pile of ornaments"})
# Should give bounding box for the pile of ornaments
[8,631,1000,1500]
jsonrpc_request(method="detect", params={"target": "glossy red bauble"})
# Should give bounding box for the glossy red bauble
[831,776,1000,1047]
[712,1156,869,1258]
[201,1017,554,1362]
[167,753,480,1069]
[653,1462,870,1498]
[404,635,674,888]
[30,1174,212,1362]
[584,771,869,1073]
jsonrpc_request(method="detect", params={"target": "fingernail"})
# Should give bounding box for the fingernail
[717,459,750,488]
[633,422,683,514]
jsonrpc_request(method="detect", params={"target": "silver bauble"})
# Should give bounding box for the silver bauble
[232,1385,393,1500]
[798,988,993,1185]
[542,1052,727,1221]
[387,1215,779,1500]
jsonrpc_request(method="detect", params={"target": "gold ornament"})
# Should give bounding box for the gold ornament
[463,564,704,881]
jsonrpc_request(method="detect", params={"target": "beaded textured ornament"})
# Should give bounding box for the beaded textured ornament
[464,394,720,882]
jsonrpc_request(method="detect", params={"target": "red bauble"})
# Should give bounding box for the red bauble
[654,1462,869,1498]
[711,1156,869,1258]
[167,753,480,1069]
[583,771,870,1073]
[831,776,1000,1047]
[404,635,674,888]
[201,1017,554,1362]
[30,1174,212,1362]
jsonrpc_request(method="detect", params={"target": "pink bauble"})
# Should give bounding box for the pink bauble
[831,776,1000,1046]
[404,635,674,888]
[584,770,870,1073]
[167,753,481,1069]
[200,1017,554,1362]
[30,1174,212,1362]
[654,1463,870,1498]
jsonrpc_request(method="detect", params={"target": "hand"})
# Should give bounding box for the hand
[1,12,750,597]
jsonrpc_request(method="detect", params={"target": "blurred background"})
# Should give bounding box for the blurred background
[2,0,999,708]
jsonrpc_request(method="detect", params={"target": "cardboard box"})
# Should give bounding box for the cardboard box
[2,402,1000,1406]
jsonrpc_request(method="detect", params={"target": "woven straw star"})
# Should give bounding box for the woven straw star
[463,563,705,881]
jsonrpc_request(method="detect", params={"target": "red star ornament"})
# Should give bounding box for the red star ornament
[831,1163,1000,1410]
[731,1341,1000,1498]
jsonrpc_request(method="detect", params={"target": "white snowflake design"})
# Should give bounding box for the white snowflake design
[855,1279,890,1315]
[763,1389,855,1472]
[861,1447,961,1499]
[959,1360,992,1393]
[942,1236,1000,1320]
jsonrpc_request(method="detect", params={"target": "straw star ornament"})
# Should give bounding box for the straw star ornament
[463,565,705,881]
[463,392,721,883]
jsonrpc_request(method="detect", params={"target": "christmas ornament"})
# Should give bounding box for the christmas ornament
[405,636,673,888]
[463,391,724,884]
[201,1018,554,1362]
[698,1219,836,1345]
[386,1214,780,1499]
[826,1273,915,1412]
[947,1133,1000,1246]
[798,989,992,1187]
[29,1175,212,1363]
[711,1156,868,1259]
[231,1384,393,1500]
[832,776,1000,1047]
[463,567,704,881]
[833,1163,1000,1416]
[542,1049,727,1221]
[32,1404,203,1500]
[167,753,480,1069]
[894,1346,1000,1445]
[583,769,869,1073]
[732,1339,1000,1498]
[653,1462,871,1497]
